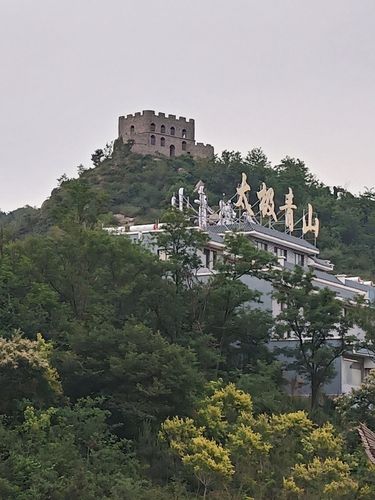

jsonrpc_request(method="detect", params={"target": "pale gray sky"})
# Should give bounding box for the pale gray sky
[1,0,374,212]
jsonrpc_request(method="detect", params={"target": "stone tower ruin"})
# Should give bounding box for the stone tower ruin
[118,110,214,159]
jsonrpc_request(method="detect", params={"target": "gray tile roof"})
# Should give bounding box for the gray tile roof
[310,256,333,267]
[207,221,318,252]
[313,269,346,286]
[343,279,372,292]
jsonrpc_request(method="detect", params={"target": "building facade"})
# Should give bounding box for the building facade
[104,178,375,398]
[118,110,214,159]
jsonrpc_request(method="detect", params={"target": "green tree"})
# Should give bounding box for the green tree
[0,399,159,499]
[61,322,203,438]
[336,371,375,447]
[272,266,357,412]
[161,382,357,499]
[51,176,108,229]
[282,458,359,499]
[197,233,276,374]
[237,361,287,414]
[157,208,208,291]
[0,333,61,415]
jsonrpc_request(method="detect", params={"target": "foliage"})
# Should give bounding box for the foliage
[60,322,203,438]
[272,266,357,411]
[0,146,375,496]
[0,333,61,415]
[282,457,359,499]
[237,361,288,414]
[157,208,208,291]
[161,382,363,499]
[336,371,375,446]
[4,145,375,279]
[0,399,169,500]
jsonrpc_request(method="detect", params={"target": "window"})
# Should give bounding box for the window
[295,253,305,266]
[274,247,287,259]
[169,144,175,157]
[203,248,210,268]
[160,137,165,147]
[343,359,362,388]
[212,250,217,268]
[202,249,217,270]
[130,125,135,135]
[182,141,187,151]
[150,123,156,132]
[170,126,175,136]
[150,135,156,145]
[182,129,187,138]
[161,124,166,133]
[256,241,268,252]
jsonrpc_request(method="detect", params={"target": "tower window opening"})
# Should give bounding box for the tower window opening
[182,141,187,151]
[169,144,175,157]
[150,135,156,145]
[161,124,166,133]
[161,137,165,147]
[150,123,156,132]
[130,125,135,135]
[182,129,187,138]
[170,126,175,136]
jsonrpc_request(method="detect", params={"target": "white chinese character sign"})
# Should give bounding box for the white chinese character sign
[280,187,297,233]
[234,173,254,217]
[302,203,320,238]
[172,172,320,240]
[257,182,277,222]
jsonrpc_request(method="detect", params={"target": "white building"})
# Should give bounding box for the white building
[104,178,375,397]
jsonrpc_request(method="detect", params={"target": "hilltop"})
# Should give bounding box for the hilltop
[2,138,375,278]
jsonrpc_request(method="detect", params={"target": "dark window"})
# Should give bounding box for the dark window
[161,124,165,133]
[203,248,210,268]
[150,123,156,132]
[182,141,187,151]
[170,126,175,136]
[182,129,187,138]
[160,137,165,147]
[295,253,305,266]
[256,241,268,252]
[130,125,135,135]
[212,251,217,267]
[274,247,287,259]
[169,144,175,157]
[150,135,156,145]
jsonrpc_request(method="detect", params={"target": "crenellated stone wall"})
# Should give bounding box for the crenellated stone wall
[118,110,214,158]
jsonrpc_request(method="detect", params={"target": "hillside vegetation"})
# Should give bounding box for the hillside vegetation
[2,139,375,278]
[0,140,375,497]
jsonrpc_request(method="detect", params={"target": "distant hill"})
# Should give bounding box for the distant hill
[2,139,375,278]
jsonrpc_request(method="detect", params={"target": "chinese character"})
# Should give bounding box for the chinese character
[257,182,277,222]
[280,187,297,232]
[234,173,254,216]
[302,203,320,237]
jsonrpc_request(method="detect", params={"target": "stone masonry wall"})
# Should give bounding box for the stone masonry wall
[118,110,214,158]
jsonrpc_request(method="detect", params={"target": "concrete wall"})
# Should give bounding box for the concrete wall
[268,339,343,396]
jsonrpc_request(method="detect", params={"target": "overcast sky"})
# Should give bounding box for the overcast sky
[1,0,374,212]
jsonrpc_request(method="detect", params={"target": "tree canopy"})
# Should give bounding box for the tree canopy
[0,146,374,497]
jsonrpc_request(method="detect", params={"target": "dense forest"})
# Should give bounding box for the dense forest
[1,142,375,498]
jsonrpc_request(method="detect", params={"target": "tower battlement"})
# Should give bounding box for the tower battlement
[122,110,195,124]
[118,110,213,159]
